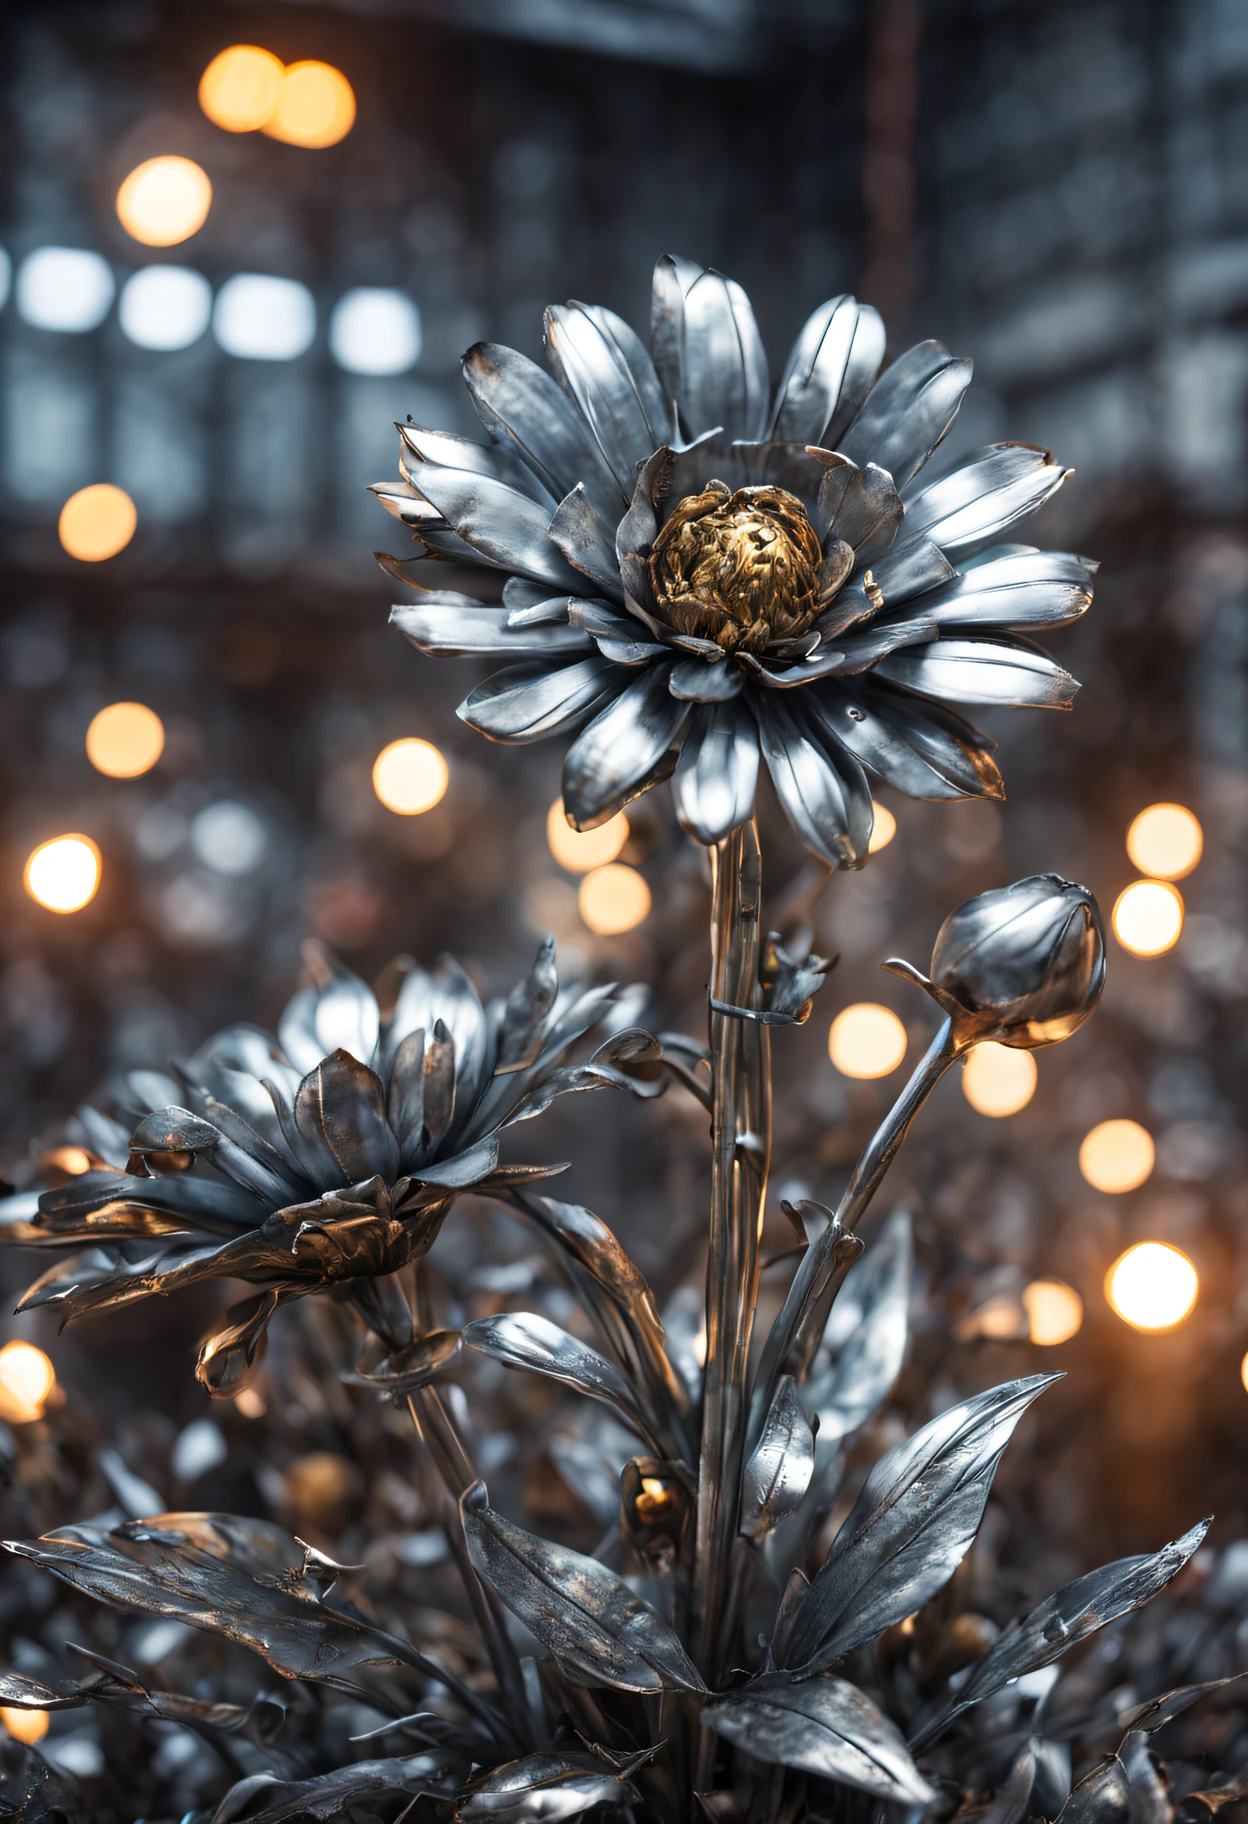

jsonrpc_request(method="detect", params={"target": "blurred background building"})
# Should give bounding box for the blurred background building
[1,0,1247,1567]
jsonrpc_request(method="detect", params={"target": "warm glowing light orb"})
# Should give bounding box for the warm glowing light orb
[24,836,101,914]
[828,1003,907,1079]
[1079,1118,1154,1194]
[1240,1351,1248,1398]
[868,801,897,854]
[0,1707,49,1746]
[1126,803,1203,881]
[578,863,651,935]
[1022,1279,1083,1346]
[44,1146,91,1176]
[1112,879,1184,957]
[199,45,286,131]
[547,800,629,873]
[263,61,356,148]
[372,738,448,815]
[116,156,212,248]
[58,484,137,563]
[1106,1242,1198,1332]
[962,1042,1038,1117]
[85,702,165,779]
[0,1341,56,1422]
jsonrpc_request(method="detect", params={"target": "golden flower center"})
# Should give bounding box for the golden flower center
[648,482,822,656]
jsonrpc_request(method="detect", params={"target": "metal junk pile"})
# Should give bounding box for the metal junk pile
[0,258,1238,1824]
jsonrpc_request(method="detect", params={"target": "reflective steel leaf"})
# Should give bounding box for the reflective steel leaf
[949,1745,1036,1824]
[702,1671,933,1803]
[913,1519,1209,1747]
[461,1311,658,1448]
[346,1329,462,1397]
[781,1375,1058,1669]
[455,1751,641,1823]
[208,1752,460,1824]
[1119,1675,1245,1737]
[1057,1757,1129,1824]
[2,1511,487,1721]
[1122,1733,1173,1824]
[461,1481,705,1692]
[752,1201,862,1433]
[807,1209,912,1447]
[740,1375,815,1540]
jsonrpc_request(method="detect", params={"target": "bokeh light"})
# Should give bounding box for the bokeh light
[263,61,356,148]
[0,1341,56,1422]
[199,45,286,131]
[44,1146,91,1176]
[373,739,449,815]
[86,702,165,778]
[1126,803,1203,880]
[58,484,137,562]
[1079,1118,1155,1193]
[191,802,267,875]
[1112,879,1184,956]
[1240,1351,1248,1397]
[1022,1279,1083,1345]
[578,863,651,935]
[828,1003,907,1079]
[962,1042,1037,1117]
[15,247,113,333]
[115,156,212,247]
[330,288,422,375]
[213,274,316,361]
[547,800,629,872]
[24,836,101,914]
[118,265,212,351]
[1106,1242,1198,1332]
[0,1707,48,1746]
[868,801,897,853]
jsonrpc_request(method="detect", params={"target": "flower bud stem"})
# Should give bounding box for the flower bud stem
[834,1014,961,1235]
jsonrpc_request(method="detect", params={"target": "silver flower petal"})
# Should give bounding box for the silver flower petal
[756,697,873,868]
[658,259,770,442]
[390,603,592,659]
[668,657,744,701]
[672,701,760,844]
[459,658,624,744]
[840,340,973,488]
[874,635,1080,708]
[918,547,1096,630]
[399,418,555,508]
[902,441,1072,557]
[548,484,627,599]
[408,464,585,593]
[807,685,1004,800]
[462,342,623,526]
[545,301,674,492]
[817,459,902,562]
[562,664,692,830]
[768,294,886,447]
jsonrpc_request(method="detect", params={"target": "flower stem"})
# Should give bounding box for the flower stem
[693,818,771,1689]
[833,1014,961,1233]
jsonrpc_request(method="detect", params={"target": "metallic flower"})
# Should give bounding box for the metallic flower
[889,874,1106,1048]
[11,939,659,1392]
[376,255,1095,866]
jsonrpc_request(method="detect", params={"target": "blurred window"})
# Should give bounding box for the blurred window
[119,266,213,351]
[16,247,114,333]
[213,274,315,360]
[330,288,421,375]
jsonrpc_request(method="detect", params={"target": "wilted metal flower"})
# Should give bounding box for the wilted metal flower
[890,874,1106,1047]
[376,255,1095,867]
[11,939,658,1393]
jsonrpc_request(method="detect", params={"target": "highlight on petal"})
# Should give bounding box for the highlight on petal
[672,700,760,844]
[562,664,691,830]
[756,695,873,869]
[874,635,1080,708]
[459,658,625,744]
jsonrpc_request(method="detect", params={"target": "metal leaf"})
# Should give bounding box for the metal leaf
[914,1519,1210,1748]
[346,1329,462,1398]
[806,1209,912,1447]
[740,1376,816,1540]
[2,1511,495,1729]
[1118,1676,1246,1737]
[208,1752,460,1824]
[455,1750,642,1824]
[495,938,559,1075]
[461,1481,705,1693]
[780,1375,1058,1670]
[1056,1757,1129,1824]
[702,1671,933,1804]
[949,1745,1036,1824]
[461,1311,657,1448]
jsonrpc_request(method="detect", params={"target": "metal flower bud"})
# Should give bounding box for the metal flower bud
[922,874,1105,1048]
